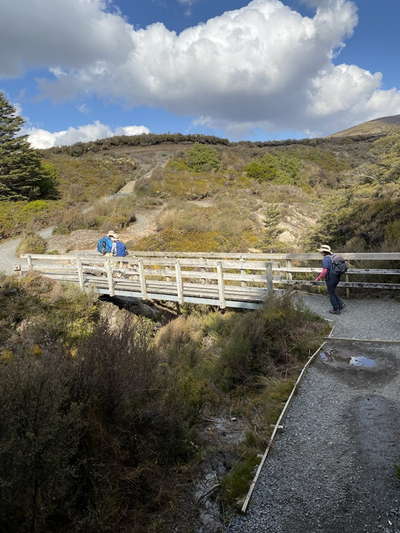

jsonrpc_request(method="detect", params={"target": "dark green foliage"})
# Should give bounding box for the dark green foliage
[246,153,302,184]
[0,93,57,201]
[185,143,221,172]
[0,306,192,533]
[43,132,384,158]
[262,205,282,250]
[213,295,324,391]
[45,133,230,157]
[308,193,400,251]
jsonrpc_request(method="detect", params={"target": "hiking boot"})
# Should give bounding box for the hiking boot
[339,303,346,311]
[329,309,341,315]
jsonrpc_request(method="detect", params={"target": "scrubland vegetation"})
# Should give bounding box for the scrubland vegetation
[0,274,327,531]
[2,113,400,255]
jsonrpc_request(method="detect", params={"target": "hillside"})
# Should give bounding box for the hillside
[1,130,400,255]
[332,114,400,137]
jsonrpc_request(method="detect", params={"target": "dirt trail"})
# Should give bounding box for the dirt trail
[0,227,54,274]
[0,159,167,268]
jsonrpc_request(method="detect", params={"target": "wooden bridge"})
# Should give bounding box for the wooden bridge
[20,251,400,309]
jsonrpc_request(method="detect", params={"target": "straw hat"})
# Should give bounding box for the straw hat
[318,244,332,253]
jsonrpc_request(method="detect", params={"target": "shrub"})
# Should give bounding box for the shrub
[133,202,262,252]
[0,308,198,532]
[185,144,221,172]
[212,294,325,391]
[246,153,302,184]
[16,232,47,256]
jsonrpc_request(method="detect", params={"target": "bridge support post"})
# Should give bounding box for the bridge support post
[175,260,184,305]
[27,255,33,271]
[266,262,273,296]
[217,261,226,309]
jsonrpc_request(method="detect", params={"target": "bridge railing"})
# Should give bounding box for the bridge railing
[19,252,400,309]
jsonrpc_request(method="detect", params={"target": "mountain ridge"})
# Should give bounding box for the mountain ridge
[332,114,400,137]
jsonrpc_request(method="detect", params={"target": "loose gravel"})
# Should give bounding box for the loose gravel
[229,294,400,533]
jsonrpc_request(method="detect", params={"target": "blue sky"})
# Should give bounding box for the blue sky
[1,0,400,147]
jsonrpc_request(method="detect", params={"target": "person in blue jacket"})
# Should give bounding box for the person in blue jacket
[97,231,114,255]
[314,244,344,315]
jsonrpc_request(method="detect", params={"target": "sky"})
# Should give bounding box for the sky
[1,0,400,148]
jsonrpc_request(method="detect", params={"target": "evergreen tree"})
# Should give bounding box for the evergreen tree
[0,92,55,201]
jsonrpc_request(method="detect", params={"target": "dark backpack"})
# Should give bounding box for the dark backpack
[331,254,348,275]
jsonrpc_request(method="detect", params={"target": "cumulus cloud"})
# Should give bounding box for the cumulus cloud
[26,121,150,149]
[3,0,400,136]
[0,0,133,78]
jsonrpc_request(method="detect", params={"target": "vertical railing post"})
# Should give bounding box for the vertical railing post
[286,259,293,282]
[240,257,246,287]
[138,259,147,299]
[76,257,84,289]
[266,262,273,297]
[27,255,33,271]
[345,273,350,299]
[217,261,226,309]
[175,260,184,304]
[105,257,115,297]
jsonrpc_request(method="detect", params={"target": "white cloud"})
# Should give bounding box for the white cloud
[3,0,400,136]
[26,121,150,149]
[177,0,197,15]
[0,0,133,78]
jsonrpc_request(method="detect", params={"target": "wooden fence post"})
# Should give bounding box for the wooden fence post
[175,260,184,304]
[217,261,226,309]
[76,257,84,289]
[105,258,115,297]
[240,257,246,287]
[266,262,273,296]
[138,259,147,299]
[345,273,350,299]
[286,259,293,281]
[27,255,33,271]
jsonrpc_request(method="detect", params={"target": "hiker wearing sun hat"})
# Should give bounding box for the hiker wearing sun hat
[96,230,115,255]
[315,244,347,315]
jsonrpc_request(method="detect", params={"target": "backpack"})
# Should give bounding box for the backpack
[113,240,128,257]
[97,236,112,255]
[331,254,348,275]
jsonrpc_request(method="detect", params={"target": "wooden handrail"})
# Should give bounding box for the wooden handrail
[19,251,400,309]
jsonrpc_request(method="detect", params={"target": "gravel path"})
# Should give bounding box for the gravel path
[229,293,400,533]
[0,227,54,275]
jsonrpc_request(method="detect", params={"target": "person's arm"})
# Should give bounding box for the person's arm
[314,268,328,281]
[315,255,331,281]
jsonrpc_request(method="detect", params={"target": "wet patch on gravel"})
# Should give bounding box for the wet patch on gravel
[228,341,400,533]
[317,342,399,388]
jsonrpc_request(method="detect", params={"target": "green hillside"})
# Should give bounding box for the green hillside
[332,114,400,137]
[1,129,400,254]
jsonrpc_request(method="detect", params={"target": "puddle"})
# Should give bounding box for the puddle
[319,350,378,370]
[349,356,377,368]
